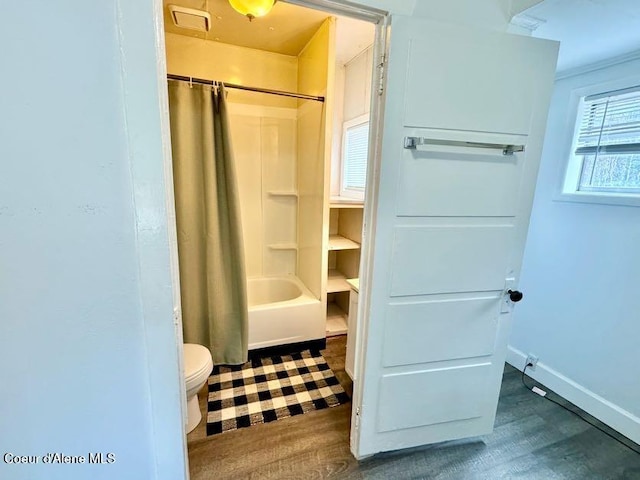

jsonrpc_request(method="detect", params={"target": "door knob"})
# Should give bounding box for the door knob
[508,290,524,303]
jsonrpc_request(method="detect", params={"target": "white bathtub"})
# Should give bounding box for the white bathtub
[247,276,324,350]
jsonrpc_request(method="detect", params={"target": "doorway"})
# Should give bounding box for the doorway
[113,0,567,474]
[158,0,389,477]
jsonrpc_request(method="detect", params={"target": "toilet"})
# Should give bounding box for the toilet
[184,343,213,434]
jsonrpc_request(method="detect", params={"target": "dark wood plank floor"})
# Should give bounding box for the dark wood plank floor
[187,337,640,479]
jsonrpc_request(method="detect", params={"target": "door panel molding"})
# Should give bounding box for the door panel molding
[390,225,514,296]
[383,296,501,367]
[378,363,493,432]
[403,30,552,134]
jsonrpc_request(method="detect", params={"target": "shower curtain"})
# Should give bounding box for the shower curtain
[168,80,248,365]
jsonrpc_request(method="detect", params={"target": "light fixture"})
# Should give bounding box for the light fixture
[228,0,276,21]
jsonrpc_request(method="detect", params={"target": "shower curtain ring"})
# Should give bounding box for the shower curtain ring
[189,77,193,88]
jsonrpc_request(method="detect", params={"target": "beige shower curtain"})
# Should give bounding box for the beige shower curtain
[168,80,248,365]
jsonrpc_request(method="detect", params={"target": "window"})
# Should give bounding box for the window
[567,85,640,196]
[341,115,369,199]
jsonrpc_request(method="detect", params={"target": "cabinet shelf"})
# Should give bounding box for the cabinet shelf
[327,270,354,293]
[326,303,348,336]
[328,234,360,251]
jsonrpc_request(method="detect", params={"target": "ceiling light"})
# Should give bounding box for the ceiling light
[228,0,276,21]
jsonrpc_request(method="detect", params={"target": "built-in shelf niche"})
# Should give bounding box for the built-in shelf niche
[325,204,363,334]
[264,193,297,276]
[330,207,363,245]
[327,292,350,336]
[327,210,363,274]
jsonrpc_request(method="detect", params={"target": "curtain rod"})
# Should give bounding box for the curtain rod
[167,74,325,102]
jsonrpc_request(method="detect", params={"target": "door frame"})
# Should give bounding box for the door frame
[286,0,390,458]
[138,0,390,477]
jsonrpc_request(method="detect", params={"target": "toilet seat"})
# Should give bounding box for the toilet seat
[184,344,213,390]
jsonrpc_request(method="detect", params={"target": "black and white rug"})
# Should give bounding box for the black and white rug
[207,349,349,436]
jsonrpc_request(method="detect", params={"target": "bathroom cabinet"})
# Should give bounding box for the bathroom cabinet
[326,201,363,336]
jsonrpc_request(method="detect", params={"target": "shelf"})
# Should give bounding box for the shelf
[327,270,353,293]
[326,303,348,336]
[268,243,298,250]
[330,197,364,209]
[268,191,298,197]
[328,234,360,251]
[330,204,363,209]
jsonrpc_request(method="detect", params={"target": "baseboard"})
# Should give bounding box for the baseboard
[507,346,640,445]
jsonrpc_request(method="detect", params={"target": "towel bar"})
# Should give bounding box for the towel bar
[404,137,525,156]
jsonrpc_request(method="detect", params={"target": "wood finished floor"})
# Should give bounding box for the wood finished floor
[187,337,640,479]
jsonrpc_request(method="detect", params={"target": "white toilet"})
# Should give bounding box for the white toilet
[184,343,213,434]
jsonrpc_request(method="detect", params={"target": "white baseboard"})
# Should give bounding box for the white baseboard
[507,346,640,445]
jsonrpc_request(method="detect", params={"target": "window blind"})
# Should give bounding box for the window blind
[574,86,640,192]
[575,86,640,155]
[343,122,369,190]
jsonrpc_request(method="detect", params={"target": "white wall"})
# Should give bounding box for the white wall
[330,63,346,195]
[228,105,299,277]
[509,58,640,444]
[0,1,185,479]
[343,47,374,122]
[330,46,374,197]
[297,18,335,300]
[165,33,299,107]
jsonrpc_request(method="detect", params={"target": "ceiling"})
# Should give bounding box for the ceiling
[509,0,544,17]
[163,0,373,63]
[163,0,330,56]
[521,0,640,72]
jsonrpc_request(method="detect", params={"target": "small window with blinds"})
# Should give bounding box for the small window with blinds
[572,86,640,194]
[341,116,370,198]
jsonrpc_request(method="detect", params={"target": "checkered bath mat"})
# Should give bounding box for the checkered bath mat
[207,349,349,436]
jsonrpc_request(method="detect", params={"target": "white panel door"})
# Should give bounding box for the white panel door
[352,17,558,458]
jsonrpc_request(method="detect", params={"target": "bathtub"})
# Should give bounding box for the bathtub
[247,276,324,350]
